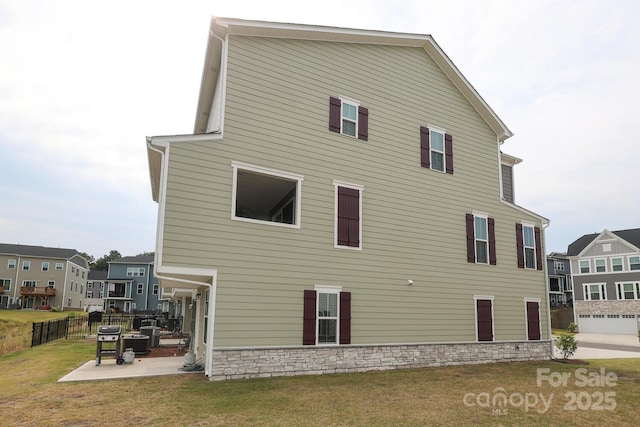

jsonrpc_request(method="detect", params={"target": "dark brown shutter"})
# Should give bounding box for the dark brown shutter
[445,133,454,174]
[420,126,430,168]
[337,187,360,247]
[303,290,317,345]
[339,292,351,344]
[534,226,543,270]
[329,97,341,133]
[488,217,496,265]
[466,213,475,263]
[476,299,493,341]
[526,301,541,340]
[515,223,524,268]
[358,107,368,141]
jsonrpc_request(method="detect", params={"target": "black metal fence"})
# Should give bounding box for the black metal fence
[31,313,138,347]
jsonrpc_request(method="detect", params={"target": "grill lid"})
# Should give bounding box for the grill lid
[98,325,122,335]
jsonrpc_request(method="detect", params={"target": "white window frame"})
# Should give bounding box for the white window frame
[314,285,342,345]
[47,281,55,288]
[333,180,364,251]
[23,280,36,287]
[629,256,640,271]
[127,267,145,277]
[339,96,359,138]
[522,224,536,270]
[616,282,640,300]
[579,259,591,274]
[583,283,607,301]
[22,261,30,271]
[231,161,304,229]
[153,284,159,295]
[8,259,16,269]
[41,262,49,272]
[554,261,564,271]
[611,257,624,272]
[428,126,446,172]
[137,283,144,294]
[55,263,63,270]
[594,258,607,273]
[473,213,489,264]
[87,290,93,298]
[473,295,495,342]
[1,279,11,291]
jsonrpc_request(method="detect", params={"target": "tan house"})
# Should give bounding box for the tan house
[0,244,89,311]
[146,17,552,380]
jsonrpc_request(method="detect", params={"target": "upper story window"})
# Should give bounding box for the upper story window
[22,261,30,271]
[554,261,565,271]
[516,223,542,270]
[55,263,63,270]
[616,282,639,300]
[334,181,363,250]
[47,281,55,288]
[579,260,591,274]
[629,256,640,271]
[23,280,36,287]
[231,161,304,229]
[420,126,454,174]
[1,279,10,291]
[466,213,496,265]
[153,284,159,295]
[329,96,368,140]
[594,259,606,273]
[611,257,624,272]
[127,268,145,277]
[7,259,16,269]
[42,262,49,272]
[137,283,144,294]
[523,226,536,269]
[583,283,606,301]
[474,216,488,264]
[71,266,75,273]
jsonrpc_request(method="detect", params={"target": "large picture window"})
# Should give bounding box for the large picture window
[232,162,304,228]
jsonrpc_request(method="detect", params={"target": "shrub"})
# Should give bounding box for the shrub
[567,322,577,333]
[555,333,578,359]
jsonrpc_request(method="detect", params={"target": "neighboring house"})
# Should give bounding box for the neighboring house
[547,252,573,307]
[567,229,640,334]
[102,256,169,313]
[146,17,552,380]
[0,243,89,310]
[85,270,107,311]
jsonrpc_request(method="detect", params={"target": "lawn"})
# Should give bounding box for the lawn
[0,310,75,355]
[1,338,639,426]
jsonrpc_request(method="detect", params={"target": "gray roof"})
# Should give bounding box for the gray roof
[110,255,155,264]
[0,243,83,260]
[88,270,108,281]
[567,228,640,256]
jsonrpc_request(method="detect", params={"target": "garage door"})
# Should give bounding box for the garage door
[578,315,637,334]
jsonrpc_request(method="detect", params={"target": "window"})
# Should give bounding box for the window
[335,182,363,249]
[579,260,591,274]
[22,261,30,271]
[127,268,145,277]
[616,282,639,300]
[55,263,63,270]
[554,261,565,271]
[68,298,72,307]
[516,224,542,270]
[1,279,10,291]
[23,280,36,287]
[602,243,612,252]
[629,256,640,270]
[474,296,494,341]
[523,226,536,269]
[72,266,75,273]
[47,281,55,288]
[583,283,606,301]
[41,262,49,272]
[302,288,351,346]
[82,271,85,279]
[594,259,606,273]
[420,126,454,174]
[8,259,16,269]
[466,214,496,265]
[329,96,368,140]
[153,284,159,295]
[87,290,93,298]
[612,257,623,272]
[137,283,143,294]
[231,161,303,228]
[525,299,541,341]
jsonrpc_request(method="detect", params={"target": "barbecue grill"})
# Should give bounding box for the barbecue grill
[96,325,124,365]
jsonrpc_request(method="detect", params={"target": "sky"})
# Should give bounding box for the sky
[1,0,639,259]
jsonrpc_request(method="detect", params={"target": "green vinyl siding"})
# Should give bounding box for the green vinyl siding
[160,36,548,346]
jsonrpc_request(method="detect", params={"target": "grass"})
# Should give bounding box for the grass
[1,338,639,426]
[0,310,73,355]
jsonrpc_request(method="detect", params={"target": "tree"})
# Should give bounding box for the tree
[78,252,96,270]
[555,333,578,359]
[136,251,155,257]
[94,250,122,271]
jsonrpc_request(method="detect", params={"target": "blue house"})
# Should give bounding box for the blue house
[104,255,169,313]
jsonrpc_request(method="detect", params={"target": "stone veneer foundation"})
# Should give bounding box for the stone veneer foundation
[209,341,552,381]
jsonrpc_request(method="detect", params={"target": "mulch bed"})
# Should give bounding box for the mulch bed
[142,344,189,358]
[552,358,590,365]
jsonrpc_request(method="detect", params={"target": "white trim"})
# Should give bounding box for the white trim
[473,295,495,342]
[231,161,304,229]
[338,96,360,138]
[615,281,640,300]
[582,283,607,301]
[333,180,364,251]
[314,285,342,346]
[521,224,537,270]
[523,298,542,341]
[472,213,489,265]
[593,258,607,273]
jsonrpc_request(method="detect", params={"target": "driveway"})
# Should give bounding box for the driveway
[554,333,640,359]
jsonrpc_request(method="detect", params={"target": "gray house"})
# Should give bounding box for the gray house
[146,17,552,380]
[547,252,573,307]
[568,229,640,334]
[103,256,169,313]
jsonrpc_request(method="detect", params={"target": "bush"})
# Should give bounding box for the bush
[567,322,577,333]
[555,333,578,359]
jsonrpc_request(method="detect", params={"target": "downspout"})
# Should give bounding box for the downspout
[147,139,217,378]
[542,220,555,358]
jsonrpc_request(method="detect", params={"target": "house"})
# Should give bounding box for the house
[85,269,107,311]
[146,17,552,380]
[547,252,573,307]
[567,229,640,334]
[101,255,170,313]
[0,243,89,310]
